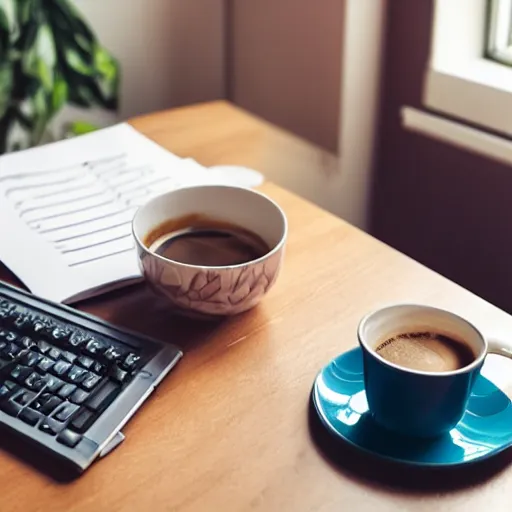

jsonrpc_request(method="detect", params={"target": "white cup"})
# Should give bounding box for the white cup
[132,185,288,317]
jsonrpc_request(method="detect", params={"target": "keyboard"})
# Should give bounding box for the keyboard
[0,281,182,474]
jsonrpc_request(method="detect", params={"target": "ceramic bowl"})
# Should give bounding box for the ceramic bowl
[132,185,287,317]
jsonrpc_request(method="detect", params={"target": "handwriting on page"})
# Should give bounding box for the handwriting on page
[1,153,182,267]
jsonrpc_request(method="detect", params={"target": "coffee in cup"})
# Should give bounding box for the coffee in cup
[374,330,475,372]
[143,214,270,267]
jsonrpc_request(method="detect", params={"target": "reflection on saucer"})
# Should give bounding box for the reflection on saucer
[312,347,512,467]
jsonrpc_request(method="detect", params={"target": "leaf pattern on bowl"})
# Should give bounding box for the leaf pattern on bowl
[139,248,283,316]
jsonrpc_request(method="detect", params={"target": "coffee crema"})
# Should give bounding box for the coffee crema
[143,214,270,267]
[374,331,475,372]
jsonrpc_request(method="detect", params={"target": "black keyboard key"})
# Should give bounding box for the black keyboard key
[122,352,141,371]
[108,364,129,384]
[85,338,108,356]
[54,403,79,422]
[77,355,94,369]
[4,331,17,343]
[37,394,62,415]
[92,361,106,375]
[14,313,34,332]
[19,407,43,426]
[30,392,49,410]
[61,351,77,364]
[32,317,52,336]
[69,388,89,405]
[25,372,48,391]
[68,331,89,349]
[0,358,10,371]
[0,380,18,398]
[66,366,88,384]
[2,311,18,327]
[44,374,64,393]
[39,417,66,436]
[19,336,34,349]
[69,408,98,433]
[57,429,83,448]
[51,327,72,344]
[0,302,13,310]
[85,381,120,412]
[0,341,5,351]
[1,342,21,360]
[103,345,127,364]
[52,360,72,377]
[1,399,23,416]
[48,347,61,360]
[35,340,52,355]
[14,389,36,406]
[10,364,32,383]
[31,318,44,334]
[36,356,54,373]
[58,383,76,399]
[20,350,42,367]
[81,373,101,390]
[2,308,18,327]
[37,319,56,338]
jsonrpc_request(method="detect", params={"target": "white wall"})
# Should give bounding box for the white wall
[62,1,383,230]
[229,0,386,229]
[336,0,386,228]
[230,0,343,153]
[61,0,225,126]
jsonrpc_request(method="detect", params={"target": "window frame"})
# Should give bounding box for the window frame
[486,0,512,66]
[423,0,512,138]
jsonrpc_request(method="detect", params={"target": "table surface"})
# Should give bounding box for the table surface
[1,100,512,512]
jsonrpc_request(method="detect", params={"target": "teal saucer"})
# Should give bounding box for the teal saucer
[312,348,512,467]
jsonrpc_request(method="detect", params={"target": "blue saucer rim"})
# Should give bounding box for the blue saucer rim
[312,348,512,468]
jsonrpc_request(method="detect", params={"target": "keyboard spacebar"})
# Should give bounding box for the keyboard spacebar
[85,381,120,412]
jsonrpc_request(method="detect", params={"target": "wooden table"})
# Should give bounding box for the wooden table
[1,101,512,512]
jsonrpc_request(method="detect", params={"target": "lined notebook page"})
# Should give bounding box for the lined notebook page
[0,124,259,303]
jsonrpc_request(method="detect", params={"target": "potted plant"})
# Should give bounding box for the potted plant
[0,0,120,154]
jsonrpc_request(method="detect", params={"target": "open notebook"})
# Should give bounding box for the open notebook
[0,124,263,304]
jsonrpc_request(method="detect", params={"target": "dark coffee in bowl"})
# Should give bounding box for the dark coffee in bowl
[374,331,475,372]
[143,214,270,266]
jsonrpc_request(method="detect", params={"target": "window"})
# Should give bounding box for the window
[422,0,512,137]
[487,0,512,66]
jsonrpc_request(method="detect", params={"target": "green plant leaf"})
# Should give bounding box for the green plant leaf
[51,76,67,113]
[66,120,98,136]
[32,87,48,117]
[69,81,101,106]
[30,87,51,144]
[0,0,18,36]
[22,23,56,91]
[0,9,9,35]
[74,32,94,53]
[49,0,95,45]
[64,46,93,76]
[17,0,35,26]
[0,61,13,117]
[94,46,117,81]
[93,45,119,106]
